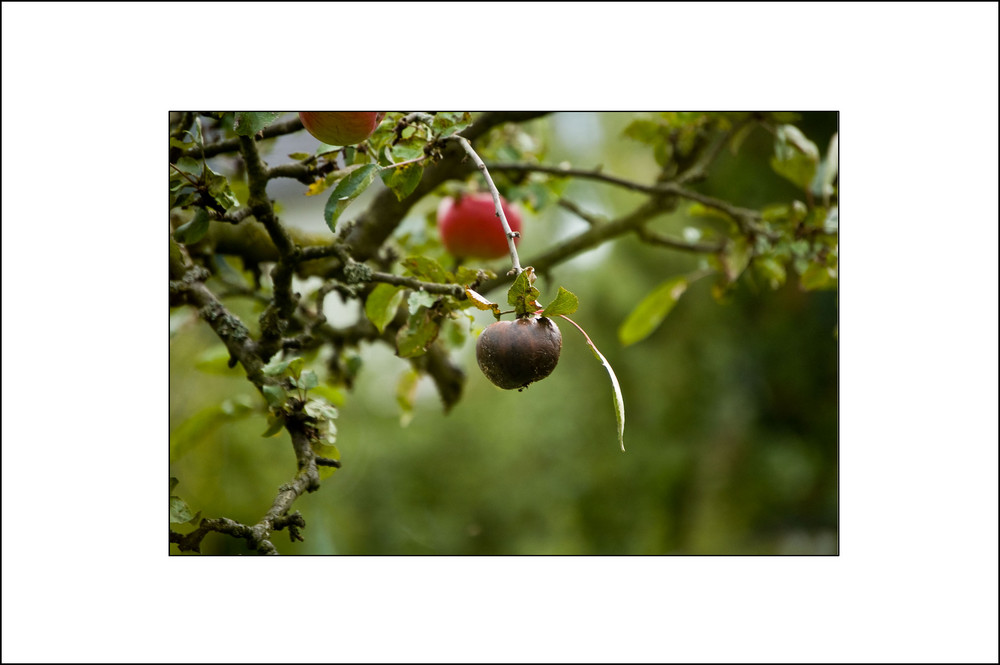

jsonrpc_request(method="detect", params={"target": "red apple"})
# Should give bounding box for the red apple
[437,192,522,259]
[298,112,385,146]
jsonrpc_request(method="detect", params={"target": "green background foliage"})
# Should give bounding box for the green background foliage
[169,111,838,555]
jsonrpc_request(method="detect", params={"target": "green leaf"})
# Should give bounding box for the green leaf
[407,290,437,314]
[169,477,179,494]
[771,124,819,191]
[618,276,689,346]
[453,266,494,286]
[324,164,379,232]
[396,310,440,358]
[205,166,239,210]
[823,207,839,233]
[318,417,337,440]
[755,256,787,289]
[261,411,286,437]
[401,256,449,284]
[232,112,282,136]
[286,357,305,379]
[507,267,541,318]
[298,369,319,391]
[175,156,201,174]
[811,133,839,199]
[388,163,423,201]
[172,208,210,244]
[170,496,195,524]
[262,357,292,376]
[686,202,734,224]
[364,283,405,333]
[169,173,190,191]
[563,316,626,452]
[622,118,664,145]
[770,153,817,191]
[541,287,579,318]
[396,369,420,427]
[800,263,838,291]
[721,237,753,282]
[170,190,197,210]
[310,383,346,407]
[390,138,425,162]
[761,204,791,223]
[431,112,473,137]
[728,121,756,155]
[262,384,287,408]
[288,152,311,160]
[304,398,338,421]
[651,139,673,169]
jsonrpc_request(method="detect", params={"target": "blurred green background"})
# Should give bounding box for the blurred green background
[169,112,838,555]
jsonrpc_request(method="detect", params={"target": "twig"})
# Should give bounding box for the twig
[368,271,466,299]
[557,199,605,226]
[486,161,652,193]
[449,135,523,275]
[207,206,254,225]
[634,227,726,253]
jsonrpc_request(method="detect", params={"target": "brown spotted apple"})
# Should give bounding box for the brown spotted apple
[476,316,562,390]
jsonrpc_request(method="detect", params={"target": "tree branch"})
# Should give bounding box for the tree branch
[238,135,295,256]
[181,115,305,159]
[267,161,320,185]
[170,510,307,555]
[477,198,670,294]
[368,271,467,299]
[170,244,267,387]
[239,134,301,360]
[487,161,763,225]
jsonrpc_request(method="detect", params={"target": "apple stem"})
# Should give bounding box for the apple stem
[450,135,523,275]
